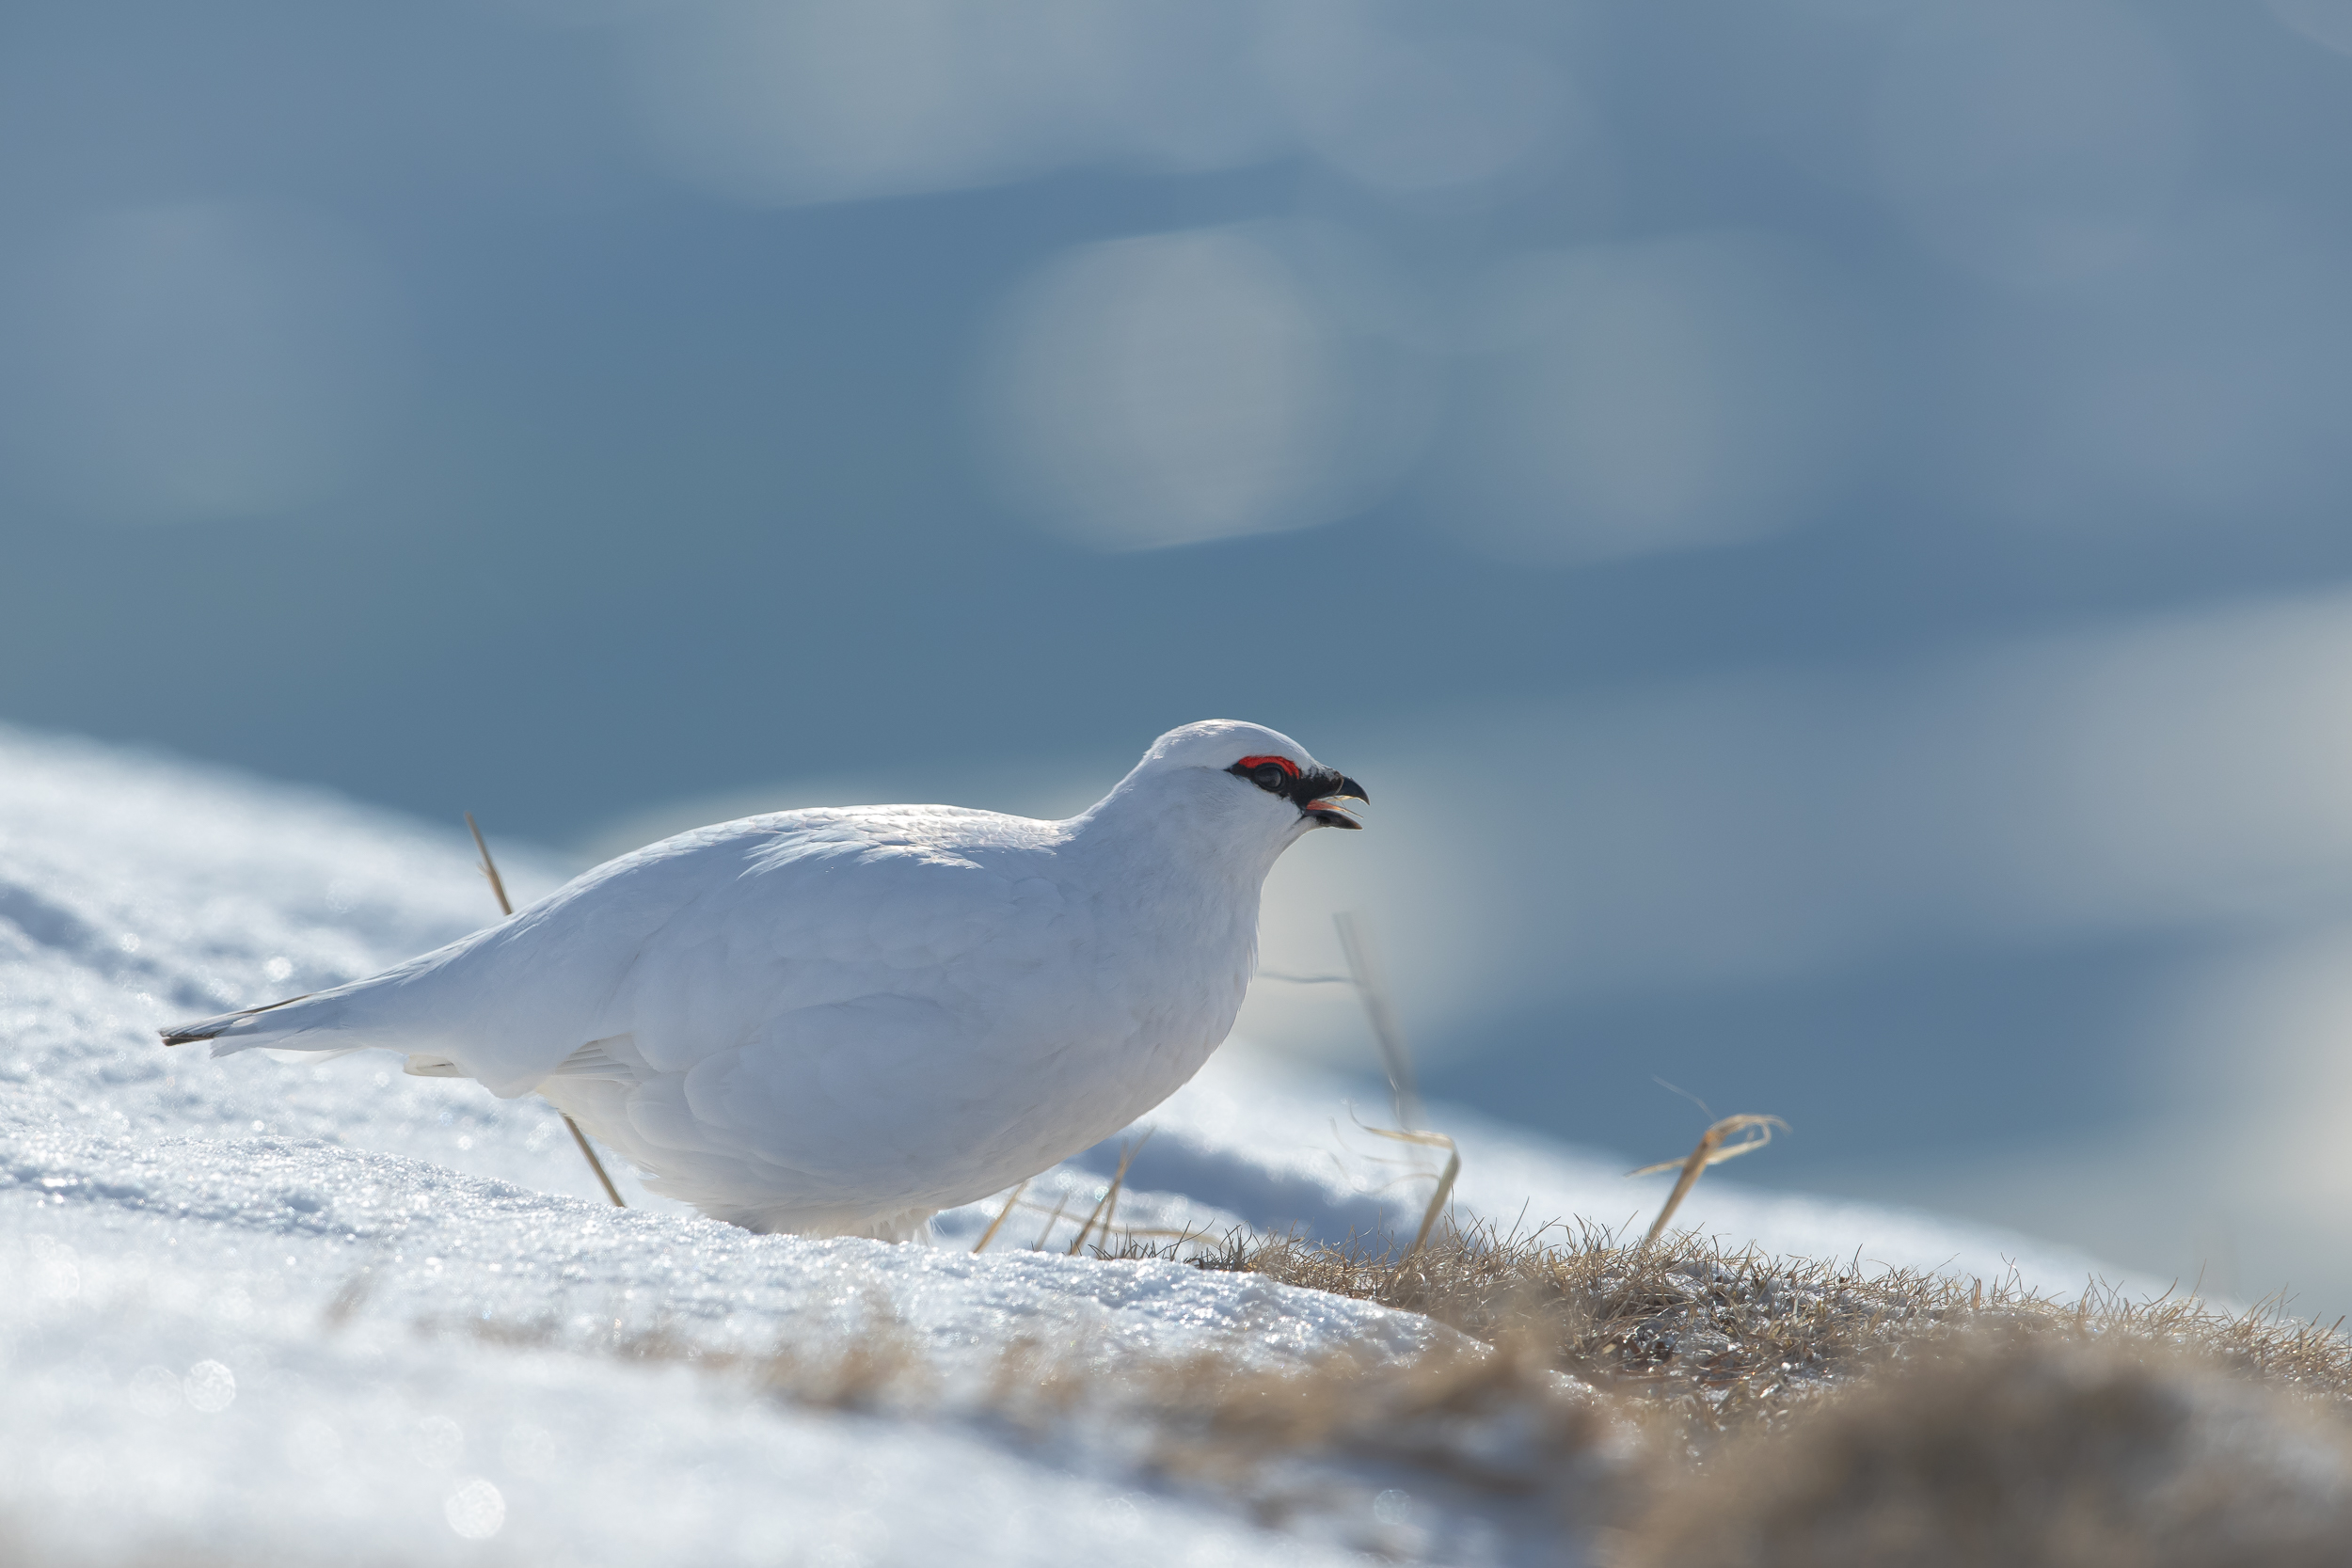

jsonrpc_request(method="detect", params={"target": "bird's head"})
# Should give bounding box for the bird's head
[1099,721,1369,849]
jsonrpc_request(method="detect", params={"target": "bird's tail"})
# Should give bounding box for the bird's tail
[160,989,352,1054]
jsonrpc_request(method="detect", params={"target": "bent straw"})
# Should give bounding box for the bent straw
[971,1180,1028,1254]
[1029,1191,1073,1251]
[1365,1126,1461,1259]
[468,812,626,1209]
[1629,1114,1787,1246]
[1335,912,1422,1131]
[1330,912,1458,1259]
[1066,1132,1152,1257]
[465,811,513,920]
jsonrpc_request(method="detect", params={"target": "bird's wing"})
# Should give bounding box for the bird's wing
[168,807,1073,1097]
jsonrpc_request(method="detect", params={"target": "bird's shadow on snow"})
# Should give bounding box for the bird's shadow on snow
[1057,1130,1404,1247]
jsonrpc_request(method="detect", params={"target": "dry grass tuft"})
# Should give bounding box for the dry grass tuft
[1614,1326,2352,1568]
[963,1321,1656,1549]
[1143,1341,1622,1490]
[1165,1219,2352,1444]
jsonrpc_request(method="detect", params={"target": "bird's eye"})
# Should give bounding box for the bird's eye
[1230,753,1303,794]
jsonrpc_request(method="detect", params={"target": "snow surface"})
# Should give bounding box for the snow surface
[0,723,2136,1565]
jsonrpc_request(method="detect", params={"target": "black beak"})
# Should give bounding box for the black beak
[1301,769,1368,829]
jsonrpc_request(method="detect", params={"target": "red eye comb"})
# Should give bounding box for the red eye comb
[1234,754,1301,777]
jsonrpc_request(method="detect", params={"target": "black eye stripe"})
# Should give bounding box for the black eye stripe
[1227,757,1343,803]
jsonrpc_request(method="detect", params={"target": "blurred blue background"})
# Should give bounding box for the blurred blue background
[9,0,2352,1311]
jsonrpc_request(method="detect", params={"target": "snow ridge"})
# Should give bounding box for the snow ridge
[0,723,2122,1565]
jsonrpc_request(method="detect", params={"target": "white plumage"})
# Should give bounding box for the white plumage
[162,721,1366,1241]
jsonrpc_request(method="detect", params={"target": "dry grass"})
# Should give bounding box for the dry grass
[39,1290,2352,1568]
[1614,1326,2352,1568]
[384,1221,2352,1564]
[981,1328,1635,1521]
[1146,1219,2352,1444]
[1070,1228,2352,1559]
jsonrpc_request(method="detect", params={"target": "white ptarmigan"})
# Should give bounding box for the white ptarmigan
[161,721,1366,1241]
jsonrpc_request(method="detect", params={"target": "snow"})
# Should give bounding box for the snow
[0,722,2135,1565]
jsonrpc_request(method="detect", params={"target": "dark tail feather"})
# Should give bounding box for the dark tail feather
[159,990,314,1047]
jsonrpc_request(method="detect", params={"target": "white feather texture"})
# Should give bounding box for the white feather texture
[161,721,1364,1240]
